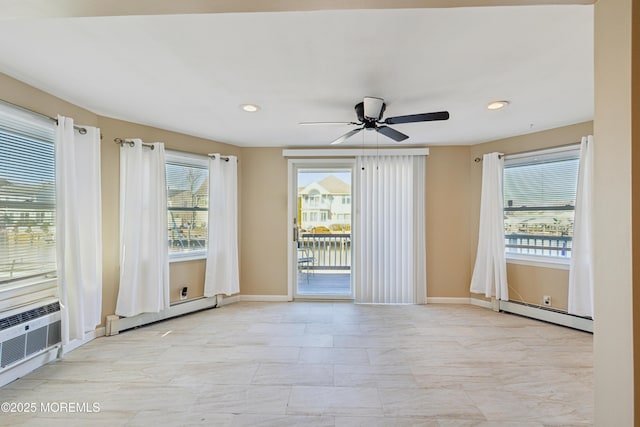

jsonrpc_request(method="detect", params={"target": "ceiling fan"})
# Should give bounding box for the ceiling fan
[300,96,449,145]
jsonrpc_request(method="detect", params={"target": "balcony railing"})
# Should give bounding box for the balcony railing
[298,233,351,270]
[505,233,572,258]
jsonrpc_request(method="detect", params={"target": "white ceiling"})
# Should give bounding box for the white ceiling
[0,5,593,147]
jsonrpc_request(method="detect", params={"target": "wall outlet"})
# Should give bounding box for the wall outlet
[542,295,551,306]
[180,286,188,301]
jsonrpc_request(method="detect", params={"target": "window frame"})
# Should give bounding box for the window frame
[0,102,57,293]
[502,145,581,269]
[165,150,209,263]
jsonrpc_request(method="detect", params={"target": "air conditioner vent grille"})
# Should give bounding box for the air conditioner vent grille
[0,302,61,331]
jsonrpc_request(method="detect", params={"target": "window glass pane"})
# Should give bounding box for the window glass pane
[503,154,579,258]
[166,157,208,257]
[0,105,56,284]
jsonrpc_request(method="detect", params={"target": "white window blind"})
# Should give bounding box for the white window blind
[0,102,56,285]
[166,152,208,259]
[503,148,580,259]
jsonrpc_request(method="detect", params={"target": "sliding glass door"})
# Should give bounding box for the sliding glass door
[288,160,354,299]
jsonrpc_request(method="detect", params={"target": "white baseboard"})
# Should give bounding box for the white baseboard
[61,326,106,355]
[218,295,240,306]
[427,297,471,305]
[240,294,290,302]
[499,300,593,333]
[470,298,493,309]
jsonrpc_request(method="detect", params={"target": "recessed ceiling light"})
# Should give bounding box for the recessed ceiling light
[487,100,509,110]
[241,104,259,112]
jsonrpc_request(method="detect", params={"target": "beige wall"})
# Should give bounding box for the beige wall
[0,73,98,126]
[425,146,472,298]
[468,121,593,309]
[238,147,289,296]
[506,264,569,310]
[169,260,205,302]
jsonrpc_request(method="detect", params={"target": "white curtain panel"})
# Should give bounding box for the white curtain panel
[470,152,508,300]
[116,140,169,317]
[354,155,426,304]
[204,154,240,297]
[55,116,102,348]
[568,135,594,318]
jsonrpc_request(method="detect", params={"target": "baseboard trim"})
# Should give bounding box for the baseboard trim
[61,326,106,355]
[427,297,471,304]
[470,298,493,309]
[240,294,290,302]
[499,300,593,333]
[218,295,240,306]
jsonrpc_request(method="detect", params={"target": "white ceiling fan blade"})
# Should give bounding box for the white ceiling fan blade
[330,128,363,145]
[363,97,384,120]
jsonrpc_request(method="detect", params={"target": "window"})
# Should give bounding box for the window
[503,146,580,260]
[166,151,208,260]
[0,103,57,285]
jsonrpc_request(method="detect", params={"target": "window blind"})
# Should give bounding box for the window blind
[0,102,56,284]
[165,152,208,258]
[503,150,580,258]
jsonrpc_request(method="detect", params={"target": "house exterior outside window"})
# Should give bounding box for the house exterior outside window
[298,175,350,232]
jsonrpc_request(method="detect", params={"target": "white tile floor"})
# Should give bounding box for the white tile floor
[0,302,593,426]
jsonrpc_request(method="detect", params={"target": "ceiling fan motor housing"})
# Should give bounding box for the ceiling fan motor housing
[356,99,386,123]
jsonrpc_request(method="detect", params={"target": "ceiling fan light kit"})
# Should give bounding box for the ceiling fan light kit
[302,96,449,145]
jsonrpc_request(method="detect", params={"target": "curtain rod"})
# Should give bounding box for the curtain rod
[474,154,504,163]
[114,138,155,150]
[115,139,235,161]
[473,142,581,163]
[207,153,231,162]
[0,98,89,134]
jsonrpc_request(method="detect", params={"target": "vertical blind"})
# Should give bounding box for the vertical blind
[503,149,580,258]
[165,153,209,257]
[0,102,56,284]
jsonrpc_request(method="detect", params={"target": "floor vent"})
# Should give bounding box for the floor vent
[0,300,61,370]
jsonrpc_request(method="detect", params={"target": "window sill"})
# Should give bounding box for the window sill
[506,254,570,270]
[0,275,58,312]
[169,253,207,264]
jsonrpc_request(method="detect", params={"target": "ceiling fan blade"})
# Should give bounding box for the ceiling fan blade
[330,128,363,145]
[363,97,385,120]
[299,121,359,126]
[376,125,409,142]
[384,111,449,125]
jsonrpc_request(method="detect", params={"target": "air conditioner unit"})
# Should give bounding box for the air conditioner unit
[0,298,61,371]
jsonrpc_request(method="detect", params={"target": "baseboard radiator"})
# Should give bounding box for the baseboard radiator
[499,300,593,333]
[0,298,61,372]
